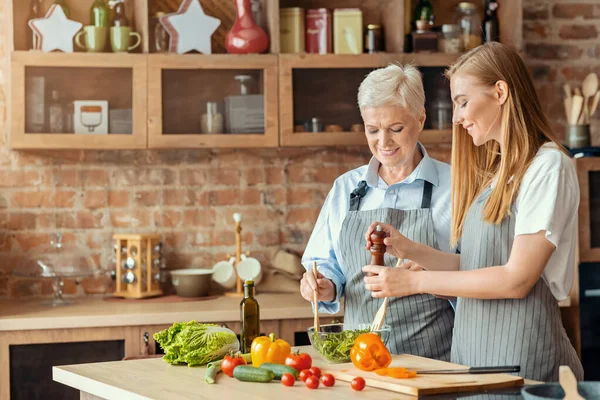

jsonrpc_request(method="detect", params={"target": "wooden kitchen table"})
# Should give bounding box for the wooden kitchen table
[53,346,537,400]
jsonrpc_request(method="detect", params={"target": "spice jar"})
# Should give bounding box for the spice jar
[456,2,482,51]
[201,102,224,134]
[439,24,462,54]
[280,7,304,53]
[365,24,383,53]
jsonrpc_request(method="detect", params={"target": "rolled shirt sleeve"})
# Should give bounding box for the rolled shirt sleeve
[301,187,346,314]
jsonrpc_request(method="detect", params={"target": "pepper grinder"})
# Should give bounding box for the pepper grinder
[369,225,387,266]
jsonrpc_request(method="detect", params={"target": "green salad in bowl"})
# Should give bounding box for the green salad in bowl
[307,323,391,363]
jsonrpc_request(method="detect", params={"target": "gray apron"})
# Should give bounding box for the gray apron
[338,180,454,361]
[451,186,584,381]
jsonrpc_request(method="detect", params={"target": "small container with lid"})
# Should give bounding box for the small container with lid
[333,8,363,54]
[201,101,224,134]
[439,24,463,54]
[456,2,482,51]
[365,24,384,53]
[280,7,305,53]
[305,8,332,54]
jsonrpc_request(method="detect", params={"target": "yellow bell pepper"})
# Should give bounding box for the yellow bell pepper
[250,333,291,367]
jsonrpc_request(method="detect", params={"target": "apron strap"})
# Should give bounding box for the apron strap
[420,181,433,209]
[349,180,368,211]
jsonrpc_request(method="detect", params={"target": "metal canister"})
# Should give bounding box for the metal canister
[305,8,332,54]
[365,24,383,53]
[280,8,305,53]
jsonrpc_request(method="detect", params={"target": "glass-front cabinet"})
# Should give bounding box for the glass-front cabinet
[147,54,279,148]
[11,52,147,149]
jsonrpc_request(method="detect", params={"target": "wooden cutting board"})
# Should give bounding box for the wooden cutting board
[311,353,524,396]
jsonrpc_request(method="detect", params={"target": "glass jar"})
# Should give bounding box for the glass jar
[430,90,453,130]
[439,24,463,54]
[456,2,482,51]
[154,12,169,52]
[365,24,383,53]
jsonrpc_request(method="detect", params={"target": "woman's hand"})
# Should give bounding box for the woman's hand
[364,222,414,260]
[300,269,335,303]
[398,260,425,271]
[362,264,421,298]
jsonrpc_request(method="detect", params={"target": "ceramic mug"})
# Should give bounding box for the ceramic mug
[237,256,263,285]
[75,26,108,52]
[211,260,237,289]
[110,26,141,53]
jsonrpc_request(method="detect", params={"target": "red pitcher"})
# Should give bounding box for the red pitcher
[225,0,269,54]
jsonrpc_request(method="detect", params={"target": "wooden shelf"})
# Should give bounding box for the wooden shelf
[280,53,460,69]
[147,53,279,148]
[10,51,147,150]
[282,129,452,147]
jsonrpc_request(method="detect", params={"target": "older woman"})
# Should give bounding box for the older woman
[299,64,455,361]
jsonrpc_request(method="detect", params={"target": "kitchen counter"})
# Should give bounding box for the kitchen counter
[53,346,538,400]
[0,293,341,331]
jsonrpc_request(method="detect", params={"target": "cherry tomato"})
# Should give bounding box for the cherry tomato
[321,373,335,387]
[220,354,247,377]
[351,377,366,391]
[309,366,322,378]
[299,369,313,382]
[285,351,313,372]
[281,373,296,387]
[305,375,320,389]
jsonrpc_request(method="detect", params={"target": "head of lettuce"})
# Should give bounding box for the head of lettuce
[154,321,240,366]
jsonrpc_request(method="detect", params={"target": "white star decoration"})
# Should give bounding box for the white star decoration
[160,0,221,55]
[29,5,82,53]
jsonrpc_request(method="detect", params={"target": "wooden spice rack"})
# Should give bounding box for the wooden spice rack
[6,0,522,150]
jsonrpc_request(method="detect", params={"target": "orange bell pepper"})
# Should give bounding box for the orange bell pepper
[250,333,291,367]
[349,333,392,371]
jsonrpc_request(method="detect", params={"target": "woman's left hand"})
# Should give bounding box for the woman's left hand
[362,264,421,298]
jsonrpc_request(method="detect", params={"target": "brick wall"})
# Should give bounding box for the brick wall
[0,0,598,298]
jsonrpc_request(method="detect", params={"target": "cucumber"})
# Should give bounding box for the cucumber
[233,365,274,383]
[259,363,299,380]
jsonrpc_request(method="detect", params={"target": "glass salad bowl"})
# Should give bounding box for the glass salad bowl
[307,323,391,363]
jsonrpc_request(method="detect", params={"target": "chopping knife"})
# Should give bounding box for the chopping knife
[417,366,520,375]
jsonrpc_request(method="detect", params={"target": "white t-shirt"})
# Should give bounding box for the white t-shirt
[511,142,579,300]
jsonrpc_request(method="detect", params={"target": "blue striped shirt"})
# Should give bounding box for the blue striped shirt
[301,143,453,314]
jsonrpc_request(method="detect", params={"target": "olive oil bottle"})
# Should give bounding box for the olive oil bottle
[240,279,260,353]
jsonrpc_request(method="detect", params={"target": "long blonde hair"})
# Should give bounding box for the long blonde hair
[445,42,565,247]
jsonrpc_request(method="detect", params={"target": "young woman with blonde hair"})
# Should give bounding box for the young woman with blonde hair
[362,42,584,381]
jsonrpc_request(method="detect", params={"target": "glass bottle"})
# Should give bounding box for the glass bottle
[456,2,482,51]
[52,0,70,18]
[154,12,169,52]
[112,0,129,27]
[201,102,224,134]
[48,90,65,133]
[483,0,500,43]
[240,279,260,353]
[27,0,42,50]
[90,0,109,28]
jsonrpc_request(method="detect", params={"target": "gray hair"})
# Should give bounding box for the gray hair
[357,63,425,118]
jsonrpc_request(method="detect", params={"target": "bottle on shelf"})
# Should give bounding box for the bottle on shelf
[153,12,169,52]
[48,90,65,133]
[240,279,260,353]
[200,102,224,134]
[111,0,129,27]
[483,0,500,43]
[27,0,42,50]
[52,0,70,18]
[90,0,110,28]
